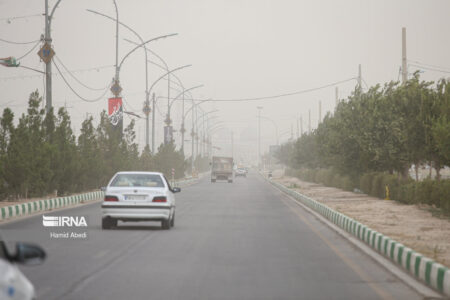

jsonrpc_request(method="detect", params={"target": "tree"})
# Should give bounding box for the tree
[153,142,186,179]
[77,116,101,190]
[0,108,14,198]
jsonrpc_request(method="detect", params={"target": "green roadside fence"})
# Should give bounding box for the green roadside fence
[0,176,201,222]
[0,191,104,221]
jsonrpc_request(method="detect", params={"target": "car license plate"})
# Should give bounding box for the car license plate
[125,195,146,200]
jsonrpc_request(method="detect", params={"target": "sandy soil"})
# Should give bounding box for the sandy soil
[272,171,450,267]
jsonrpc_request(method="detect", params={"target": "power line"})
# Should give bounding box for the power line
[409,63,450,75]
[16,40,41,60]
[52,60,109,103]
[177,77,357,102]
[0,64,114,81]
[408,59,450,71]
[122,97,139,113]
[0,13,42,22]
[54,55,110,91]
[0,37,40,45]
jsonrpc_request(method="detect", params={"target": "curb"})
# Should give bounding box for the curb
[0,191,104,222]
[268,179,450,297]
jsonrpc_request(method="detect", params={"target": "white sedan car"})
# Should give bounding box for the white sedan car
[0,240,46,300]
[101,172,180,230]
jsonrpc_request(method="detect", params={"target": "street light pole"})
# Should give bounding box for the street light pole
[43,0,62,113]
[152,92,156,152]
[257,106,263,169]
[145,64,191,149]
[191,100,195,173]
[44,0,50,112]
[113,0,119,82]
[86,10,152,148]
[260,115,279,145]
[168,84,204,152]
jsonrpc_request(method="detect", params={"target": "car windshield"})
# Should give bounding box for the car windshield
[110,174,165,188]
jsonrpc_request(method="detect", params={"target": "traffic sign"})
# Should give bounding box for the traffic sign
[37,42,55,64]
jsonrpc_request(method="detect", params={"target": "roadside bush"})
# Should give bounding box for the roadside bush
[397,182,417,204]
[339,176,354,191]
[360,173,374,195]
[370,173,384,198]
[315,169,334,186]
[331,174,342,189]
[285,168,449,215]
[437,180,450,213]
[414,179,434,206]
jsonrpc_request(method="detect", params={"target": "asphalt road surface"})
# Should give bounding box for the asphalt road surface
[2,172,424,300]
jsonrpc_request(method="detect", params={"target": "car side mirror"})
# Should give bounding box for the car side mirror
[172,187,181,193]
[100,187,106,192]
[13,243,46,265]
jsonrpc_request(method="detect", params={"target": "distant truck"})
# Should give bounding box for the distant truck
[211,156,234,183]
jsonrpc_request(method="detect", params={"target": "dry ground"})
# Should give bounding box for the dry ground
[272,170,450,267]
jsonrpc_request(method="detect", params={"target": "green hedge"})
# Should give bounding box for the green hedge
[286,168,355,191]
[285,168,450,214]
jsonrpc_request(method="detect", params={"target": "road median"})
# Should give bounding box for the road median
[0,176,202,223]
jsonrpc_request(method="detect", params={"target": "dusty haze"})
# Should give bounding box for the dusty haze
[1,0,450,164]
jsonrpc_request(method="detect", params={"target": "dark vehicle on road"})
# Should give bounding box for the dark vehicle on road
[211,156,234,183]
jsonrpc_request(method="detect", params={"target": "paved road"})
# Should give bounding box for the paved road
[1,173,424,300]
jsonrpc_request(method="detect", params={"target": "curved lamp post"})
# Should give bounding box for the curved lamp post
[146,64,191,150]
[168,84,204,151]
[86,9,179,149]
[260,116,279,145]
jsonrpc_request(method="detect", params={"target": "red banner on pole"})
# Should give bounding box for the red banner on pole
[108,97,123,132]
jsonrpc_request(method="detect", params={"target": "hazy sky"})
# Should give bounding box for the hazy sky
[1,0,450,163]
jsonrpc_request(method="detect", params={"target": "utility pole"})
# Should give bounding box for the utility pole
[191,101,195,174]
[308,109,311,134]
[195,107,199,159]
[113,0,119,82]
[181,91,185,153]
[44,0,51,113]
[257,106,263,169]
[335,87,339,108]
[290,124,293,140]
[231,131,234,158]
[143,96,150,148]
[300,116,303,136]
[296,118,299,139]
[402,27,407,83]
[43,0,55,113]
[357,64,362,91]
[152,93,156,153]
[319,100,322,126]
